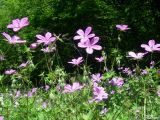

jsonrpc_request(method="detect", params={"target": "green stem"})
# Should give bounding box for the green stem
[150,53,153,61]
[143,79,147,120]
[136,60,140,74]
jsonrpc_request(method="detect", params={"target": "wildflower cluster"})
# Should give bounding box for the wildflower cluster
[0,17,160,120]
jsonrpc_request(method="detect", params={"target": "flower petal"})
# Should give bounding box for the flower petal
[77,29,84,36]
[45,32,52,39]
[36,35,45,40]
[87,33,95,38]
[141,44,152,52]
[2,32,12,41]
[7,24,14,28]
[128,52,136,58]
[148,40,155,47]
[73,35,82,40]
[91,37,99,45]
[78,42,87,48]
[13,28,21,32]
[92,45,102,50]
[85,26,92,36]
[86,47,93,54]
[20,17,29,27]
[12,19,20,27]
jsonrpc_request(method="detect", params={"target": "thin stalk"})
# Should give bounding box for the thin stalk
[150,53,153,61]
[143,79,147,120]
[99,63,101,72]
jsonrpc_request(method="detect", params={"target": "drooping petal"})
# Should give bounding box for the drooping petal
[73,35,82,40]
[2,32,12,42]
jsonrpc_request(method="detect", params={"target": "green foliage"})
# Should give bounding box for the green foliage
[0,66,160,119]
[44,66,68,85]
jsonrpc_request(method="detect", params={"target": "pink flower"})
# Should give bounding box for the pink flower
[42,102,47,109]
[7,17,29,32]
[122,67,133,75]
[92,86,108,102]
[100,108,108,114]
[27,88,37,97]
[150,61,155,68]
[157,89,160,97]
[150,61,155,66]
[74,26,95,43]
[95,56,104,62]
[15,90,21,98]
[0,55,5,61]
[0,116,4,120]
[109,77,124,87]
[27,91,33,97]
[63,82,84,93]
[2,32,26,44]
[141,69,148,75]
[141,40,160,52]
[19,61,29,68]
[30,43,38,49]
[31,88,37,93]
[68,57,83,66]
[41,47,56,53]
[92,82,98,87]
[127,51,146,60]
[91,73,102,83]
[5,69,16,75]
[116,24,130,31]
[56,85,61,92]
[78,37,102,54]
[36,32,56,45]
[45,85,50,91]
[110,90,115,94]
